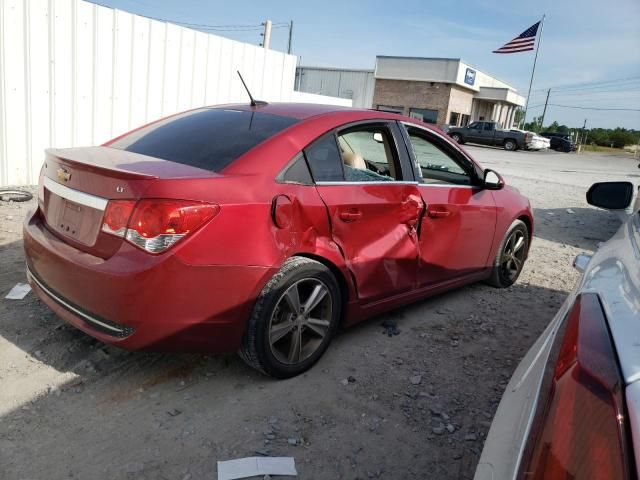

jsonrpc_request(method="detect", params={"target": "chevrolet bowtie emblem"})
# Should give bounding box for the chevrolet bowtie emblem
[57,167,71,182]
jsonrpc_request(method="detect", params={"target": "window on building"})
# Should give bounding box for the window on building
[409,108,438,124]
[377,105,403,114]
[449,112,460,126]
[460,114,470,127]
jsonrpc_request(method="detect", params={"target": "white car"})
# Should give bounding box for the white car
[510,129,550,151]
[475,181,639,480]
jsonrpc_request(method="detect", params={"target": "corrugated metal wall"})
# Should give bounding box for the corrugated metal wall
[0,0,303,186]
[296,67,375,109]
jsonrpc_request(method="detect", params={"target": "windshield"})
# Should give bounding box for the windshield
[108,108,299,172]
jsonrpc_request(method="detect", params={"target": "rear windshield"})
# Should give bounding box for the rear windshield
[108,108,298,172]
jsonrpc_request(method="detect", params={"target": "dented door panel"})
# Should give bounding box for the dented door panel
[315,183,423,302]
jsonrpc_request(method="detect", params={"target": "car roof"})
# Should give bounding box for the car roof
[215,102,397,121]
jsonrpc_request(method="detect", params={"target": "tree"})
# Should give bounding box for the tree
[546,121,560,133]
[523,116,541,132]
[609,129,636,148]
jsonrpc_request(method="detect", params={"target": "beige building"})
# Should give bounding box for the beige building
[372,56,525,128]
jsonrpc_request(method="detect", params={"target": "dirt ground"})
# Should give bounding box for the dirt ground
[0,147,636,480]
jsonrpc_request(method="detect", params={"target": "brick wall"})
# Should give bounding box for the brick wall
[372,79,453,125]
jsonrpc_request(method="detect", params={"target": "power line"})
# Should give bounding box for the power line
[525,103,640,112]
[547,104,640,112]
[529,75,640,93]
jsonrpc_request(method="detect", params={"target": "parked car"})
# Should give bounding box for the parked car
[510,129,550,151]
[475,180,639,479]
[24,103,533,378]
[448,121,530,151]
[539,131,576,152]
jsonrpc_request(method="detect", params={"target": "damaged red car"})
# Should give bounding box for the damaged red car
[24,103,533,378]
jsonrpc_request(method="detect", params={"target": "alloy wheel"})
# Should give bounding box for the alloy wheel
[268,278,333,365]
[500,230,526,282]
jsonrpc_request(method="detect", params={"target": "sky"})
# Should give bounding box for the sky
[97,0,640,129]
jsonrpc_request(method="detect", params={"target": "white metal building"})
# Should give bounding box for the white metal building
[295,67,375,108]
[0,0,349,186]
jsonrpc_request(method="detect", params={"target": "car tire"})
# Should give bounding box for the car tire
[503,139,517,151]
[450,133,464,144]
[239,256,341,378]
[486,219,529,288]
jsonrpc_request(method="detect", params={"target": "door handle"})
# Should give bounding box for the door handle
[339,209,363,222]
[427,209,451,219]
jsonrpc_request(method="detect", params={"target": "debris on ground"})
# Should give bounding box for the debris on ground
[5,282,31,300]
[217,457,297,480]
[381,319,400,336]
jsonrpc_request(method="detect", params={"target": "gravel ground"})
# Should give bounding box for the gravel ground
[0,147,636,480]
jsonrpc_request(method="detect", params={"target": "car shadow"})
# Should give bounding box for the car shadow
[532,206,622,250]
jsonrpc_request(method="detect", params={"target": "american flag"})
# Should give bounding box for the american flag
[493,21,541,54]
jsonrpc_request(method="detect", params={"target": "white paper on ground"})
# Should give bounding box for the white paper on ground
[5,283,31,300]
[217,456,297,480]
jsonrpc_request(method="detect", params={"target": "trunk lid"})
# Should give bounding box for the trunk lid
[40,146,217,258]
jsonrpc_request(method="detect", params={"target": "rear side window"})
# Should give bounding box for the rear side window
[304,133,344,182]
[108,108,298,172]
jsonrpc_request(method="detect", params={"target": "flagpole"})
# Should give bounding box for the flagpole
[521,14,545,127]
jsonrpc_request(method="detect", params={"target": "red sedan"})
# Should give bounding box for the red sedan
[23,103,533,378]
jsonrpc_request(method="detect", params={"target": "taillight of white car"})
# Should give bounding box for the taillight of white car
[520,293,633,479]
[101,199,219,254]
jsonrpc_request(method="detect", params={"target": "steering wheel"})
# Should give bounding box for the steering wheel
[365,160,383,174]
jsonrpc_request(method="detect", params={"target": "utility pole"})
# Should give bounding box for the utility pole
[539,88,551,130]
[287,20,293,54]
[260,20,272,49]
[577,118,587,153]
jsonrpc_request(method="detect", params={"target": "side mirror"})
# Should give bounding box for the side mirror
[373,132,384,143]
[483,169,504,190]
[586,182,634,210]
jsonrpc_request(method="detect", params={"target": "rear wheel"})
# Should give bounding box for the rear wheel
[504,139,517,151]
[486,219,529,288]
[450,133,464,144]
[239,257,341,378]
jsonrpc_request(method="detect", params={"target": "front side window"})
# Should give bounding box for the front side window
[108,108,298,172]
[409,108,438,124]
[469,122,481,130]
[337,126,401,182]
[483,122,494,131]
[405,127,471,186]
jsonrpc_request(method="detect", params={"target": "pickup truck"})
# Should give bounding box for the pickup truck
[447,121,530,151]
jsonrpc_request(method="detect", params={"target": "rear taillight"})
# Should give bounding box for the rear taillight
[101,199,219,254]
[520,294,633,479]
[102,200,136,237]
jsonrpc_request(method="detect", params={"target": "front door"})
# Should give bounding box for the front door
[304,123,423,302]
[401,123,497,287]
[466,122,484,143]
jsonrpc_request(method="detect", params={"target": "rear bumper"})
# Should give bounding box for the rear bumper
[23,208,275,353]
